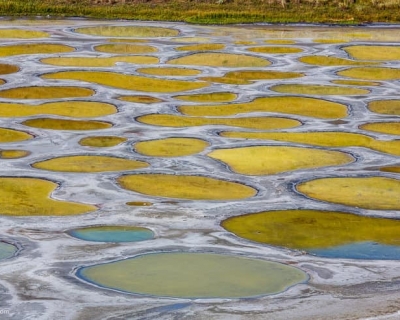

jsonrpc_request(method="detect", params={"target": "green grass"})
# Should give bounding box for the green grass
[1,0,400,24]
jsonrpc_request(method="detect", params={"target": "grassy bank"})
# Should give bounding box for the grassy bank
[0,0,400,24]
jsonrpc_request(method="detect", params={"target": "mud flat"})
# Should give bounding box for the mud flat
[1,20,400,320]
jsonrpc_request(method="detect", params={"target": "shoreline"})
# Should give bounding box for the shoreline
[1,0,400,25]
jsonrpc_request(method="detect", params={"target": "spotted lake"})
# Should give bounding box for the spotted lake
[0,19,400,319]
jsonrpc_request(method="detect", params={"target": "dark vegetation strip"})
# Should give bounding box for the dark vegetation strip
[1,0,400,24]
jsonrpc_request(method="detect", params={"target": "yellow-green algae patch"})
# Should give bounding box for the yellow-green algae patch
[94,44,157,54]
[0,29,49,38]
[368,100,400,115]
[0,86,94,100]
[0,150,30,159]
[168,53,270,68]
[271,84,369,95]
[203,70,303,85]
[248,46,303,54]
[0,64,19,75]
[41,56,159,67]
[234,40,257,45]
[77,252,307,298]
[208,146,353,175]
[220,131,400,157]
[0,177,96,216]
[179,97,348,119]
[0,101,116,118]
[299,56,377,66]
[344,46,400,61]
[33,155,148,173]
[222,210,400,250]
[360,122,400,136]
[75,26,179,38]
[381,166,400,174]
[118,174,256,200]
[174,92,237,103]
[118,95,163,104]
[0,128,33,143]
[176,44,225,51]
[23,118,111,131]
[126,201,153,206]
[43,71,208,93]
[297,177,400,210]
[313,39,348,44]
[79,136,127,148]
[337,67,400,80]
[173,37,210,43]
[135,138,209,157]
[137,114,301,130]
[331,80,380,86]
[0,44,74,57]
[225,70,303,81]
[137,67,201,77]
[198,76,249,85]
[265,40,295,44]
[108,38,147,43]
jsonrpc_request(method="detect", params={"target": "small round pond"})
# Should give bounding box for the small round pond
[68,226,154,243]
[297,176,400,210]
[135,137,209,157]
[33,155,148,173]
[76,252,307,298]
[118,174,256,200]
[0,150,30,159]
[0,242,17,260]
[0,177,96,216]
[208,146,353,175]
[368,100,400,115]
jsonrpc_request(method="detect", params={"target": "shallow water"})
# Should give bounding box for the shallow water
[309,242,400,260]
[77,253,307,298]
[0,242,17,260]
[68,226,154,243]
